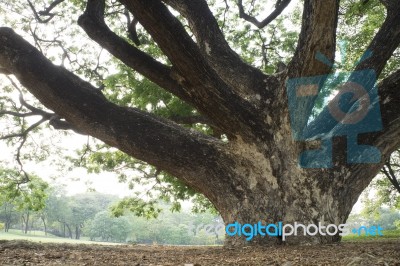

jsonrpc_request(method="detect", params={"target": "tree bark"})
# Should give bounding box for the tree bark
[75,225,80,240]
[41,216,47,236]
[3,204,12,232]
[23,212,29,234]
[1,0,400,246]
[65,223,73,239]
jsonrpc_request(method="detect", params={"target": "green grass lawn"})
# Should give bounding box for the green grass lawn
[0,228,398,245]
[0,229,122,245]
[342,229,400,241]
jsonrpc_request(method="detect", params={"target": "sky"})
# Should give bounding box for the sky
[0,125,132,197]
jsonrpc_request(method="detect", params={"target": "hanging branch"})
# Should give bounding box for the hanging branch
[124,9,141,46]
[27,0,65,23]
[0,76,90,182]
[237,0,291,29]
[381,160,400,194]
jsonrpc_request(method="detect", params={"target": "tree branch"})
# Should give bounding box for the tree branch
[109,0,271,141]
[124,9,141,46]
[237,0,291,29]
[382,162,400,194]
[78,0,188,102]
[0,110,33,118]
[2,76,84,134]
[341,68,400,191]
[163,0,276,100]
[0,27,235,200]
[377,68,400,133]
[48,115,85,134]
[379,0,399,10]
[168,115,212,126]
[27,0,64,24]
[286,0,339,135]
[38,0,65,16]
[78,0,233,135]
[288,0,339,78]
[0,117,47,141]
[0,114,47,182]
[355,2,400,76]
[299,3,400,145]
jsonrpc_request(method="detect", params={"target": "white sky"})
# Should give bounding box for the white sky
[0,133,132,197]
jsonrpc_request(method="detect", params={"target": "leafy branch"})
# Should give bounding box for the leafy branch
[0,76,85,177]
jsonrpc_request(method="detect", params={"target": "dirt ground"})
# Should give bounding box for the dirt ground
[0,239,399,266]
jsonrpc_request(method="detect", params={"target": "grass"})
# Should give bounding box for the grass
[0,229,122,245]
[0,229,398,246]
[342,229,400,242]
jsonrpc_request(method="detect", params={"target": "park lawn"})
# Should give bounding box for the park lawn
[0,229,398,245]
[0,230,122,245]
[342,229,400,242]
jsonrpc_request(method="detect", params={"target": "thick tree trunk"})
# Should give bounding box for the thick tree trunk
[203,132,371,246]
[219,171,353,246]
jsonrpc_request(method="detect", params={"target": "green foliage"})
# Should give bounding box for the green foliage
[65,192,118,238]
[111,197,161,219]
[342,229,400,241]
[84,211,132,242]
[127,207,223,245]
[338,0,399,78]
[395,220,400,230]
[374,176,400,209]
[0,222,4,231]
[362,150,400,212]
[73,143,217,216]
[0,184,224,245]
[0,168,48,212]
[34,188,119,239]
[350,193,400,230]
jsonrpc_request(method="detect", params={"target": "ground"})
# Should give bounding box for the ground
[0,239,399,265]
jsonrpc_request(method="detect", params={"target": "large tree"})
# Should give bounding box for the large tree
[0,0,399,246]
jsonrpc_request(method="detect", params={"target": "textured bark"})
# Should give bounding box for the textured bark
[1,0,400,246]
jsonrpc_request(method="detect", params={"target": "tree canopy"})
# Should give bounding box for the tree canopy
[0,0,400,246]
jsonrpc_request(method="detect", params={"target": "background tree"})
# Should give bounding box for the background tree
[44,187,75,238]
[0,202,18,232]
[0,168,48,233]
[66,193,117,239]
[0,0,400,246]
[83,211,132,242]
